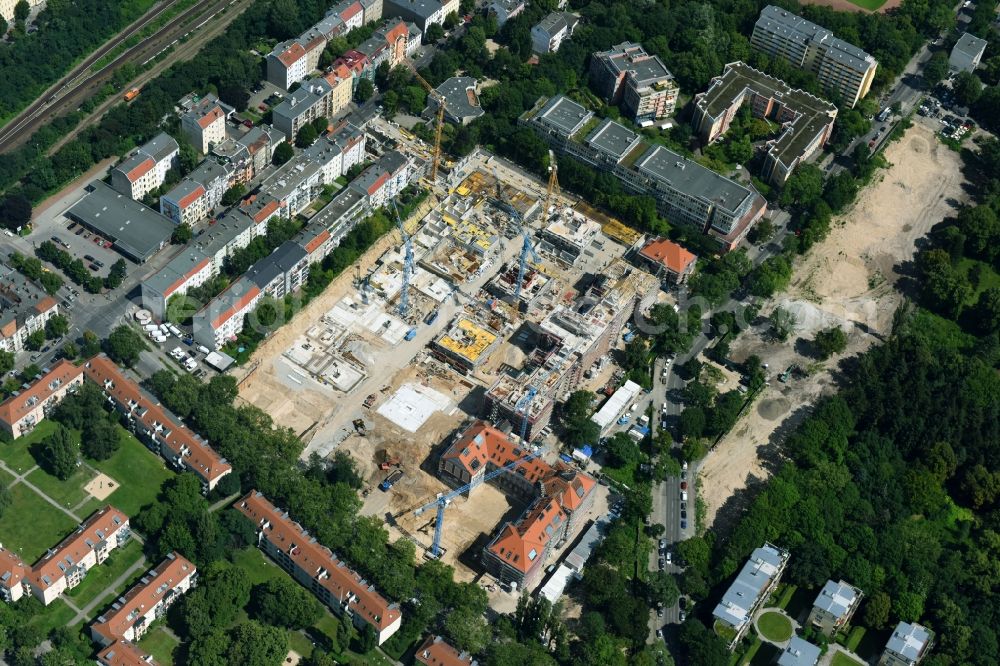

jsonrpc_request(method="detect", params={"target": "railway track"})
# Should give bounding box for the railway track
[0,0,233,154]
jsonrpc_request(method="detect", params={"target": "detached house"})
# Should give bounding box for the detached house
[807,579,863,636]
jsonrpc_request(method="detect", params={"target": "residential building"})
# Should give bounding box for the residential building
[693,61,838,185]
[0,360,85,440]
[536,210,601,264]
[210,139,254,188]
[192,277,262,350]
[0,267,60,353]
[330,0,366,30]
[267,40,311,90]
[636,237,697,284]
[531,12,578,54]
[431,316,500,373]
[237,124,283,181]
[358,19,415,69]
[438,421,597,590]
[234,491,403,644]
[349,150,413,208]
[85,355,232,490]
[750,5,877,108]
[778,637,821,666]
[245,240,310,300]
[96,640,158,666]
[488,0,525,27]
[589,42,678,122]
[521,95,767,250]
[0,0,42,22]
[28,506,131,606]
[361,0,384,23]
[160,159,231,226]
[179,94,229,153]
[139,248,214,320]
[110,133,179,200]
[807,579,863,636]
[950,32,988,73]
[383,0,447,32]
[427,77,484,125]
[880,622,933,666]
[712,542,790,648]
[0,545,28,602]
[272,76,336,141]
[91,553,197,647]
[65,182,175,262]
[415,635,478,666]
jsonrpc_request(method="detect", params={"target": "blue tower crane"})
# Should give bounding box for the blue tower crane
[415,449,541,558]
[392,200,414,317]
[492,168,539,302]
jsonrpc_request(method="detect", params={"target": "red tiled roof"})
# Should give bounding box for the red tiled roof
[34,295,58,314]
[0,546,28,595]
[252,199,279,224]
[304,229,331,254]
[638,238,697,274]
[97,640,158,666]
[0,359,83,429]
[196,106,224,130]
[278,42,307,67]
[340,0,363,21]
[234,492,402,634]
[177,184,206,210]
[366,172,390,196]
[125,158,155,183]
[162,257,211,299]
[384,21,408,45]
[91,553,196,644]
[415,635,476,666]
[488,497,566,574]
[29,506,129,591]
[441,422,550,484]
[84,356,232,486]
[208,282,260,330]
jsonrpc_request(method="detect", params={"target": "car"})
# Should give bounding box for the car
[659,539,666,551]
[84,254,95,262]
[681,471,687,480]
[662,402,668,411]
[657,606,664,618]
[658,557,665,570]
[680,481,687,490]
[679,611,686,623]
[656,628,663,639]
[681,502,687,511]
[666,551,672,564]
[89,263,99,272]
[681,510,687,520]
[680,520,687,530]
[50,235,59,243]
[682,461,688,471]
[94,260,104,268]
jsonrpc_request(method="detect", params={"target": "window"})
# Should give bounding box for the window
[528,549,537,561]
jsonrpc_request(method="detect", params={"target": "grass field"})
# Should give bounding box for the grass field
[0,466,14,485]
[138,625,180,665]
[0,420,58,471]
[831,652,866,666]
[230,547,286,585]
[27,465,95,512]
[90,428,174,514]
[0,483,77,561]
[843,0,887,10]
[65,539,145,606]
[756,611,794,643]
[26,598,77,635]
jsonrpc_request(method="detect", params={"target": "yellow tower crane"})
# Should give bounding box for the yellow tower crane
[545,149,560,215]
[408,65,446,184]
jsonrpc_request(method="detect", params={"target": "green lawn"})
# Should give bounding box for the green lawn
[756,611,793,643]
[830,0,888,10]
[831,652,866,666]
[0,419,58,471]
[230,547,285,585]
[90,427,174,514]
[288,629,315,658]
[0,466,14,485]
[0,483,77,561]
[27,464,96,512]
[138,625,180,665]
[26,598,77,634]
[844,625,866,652]
[65,539,145,606]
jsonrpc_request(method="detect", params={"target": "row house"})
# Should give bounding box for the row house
[84,355,233,492]
[179,93,232,154]
[192,277,262,350]
[245,241,310,301]
[272,73,353,141]
[91,553,196,647]
[110,133,179,200]
[0,271,59,354]
[234,491,403,644]
[29,506,131,606]
[349,150,412,209]
[96,640,158,666]
[0,360,84,440]
[160,159,232,226]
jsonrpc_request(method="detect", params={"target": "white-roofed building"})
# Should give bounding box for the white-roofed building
[712,542,790,648]
[807,579,863,636]
[880,622,933,666]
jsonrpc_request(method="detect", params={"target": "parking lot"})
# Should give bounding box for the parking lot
[49,222,121,278]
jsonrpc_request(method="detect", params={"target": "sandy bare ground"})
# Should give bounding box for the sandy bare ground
[84,473,117,501]
[800,0,902,14]
[698,123,969,531]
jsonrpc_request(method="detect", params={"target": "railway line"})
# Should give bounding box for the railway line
[0,0,238,154]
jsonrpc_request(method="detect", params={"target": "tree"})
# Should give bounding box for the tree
[218,85,250,112]
[679,407,706,440]
[864,591,891,629]
[0,351,13,376]
[250,578,322,630]
[273,141,294,165]
[605,432,640,468]
[25,329,45,351]
[814,326,847,359]
[82,330,101,358]
[296,123,318,148]
[45,314,69,339]
[82,416,120,461]
[37,424,78,480]
[311,116,329,135]
[769,306,797,342]
[0,194,31,231]
[221,184,246,207]
[444,606,489,654]
[13,1,28,23]
[355,78,375,103]
[973,287,1000,334]
[780,164,824,208]
[172,223,193,245]
[923,51,949,85]
[104,326,147,366]
[953,71,983,107]
[425,22,445,43]
[561,390,599,446]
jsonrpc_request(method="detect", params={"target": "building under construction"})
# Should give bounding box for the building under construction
[486,260,552,311]
[432,316,502,373]
[537,207,603,265]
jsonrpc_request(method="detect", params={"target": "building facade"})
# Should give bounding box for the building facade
[950,32,988,73]
[589,42,678,122]
[880,622,934,666]
[110,133,179,200]
[180,94,229,153]
[807,579,863,636]
[0,270,60,354]
[531,12,578,54]
[0,360,84,440]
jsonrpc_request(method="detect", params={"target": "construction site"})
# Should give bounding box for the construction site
[236,149,655,596]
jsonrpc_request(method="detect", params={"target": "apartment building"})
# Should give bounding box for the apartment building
[245,241,310,301]
[636,237,697,284]
[427,77,484,126]
[0,545,28,602]
[487,0,525,27]
[521,95,766,250]
[415,635,478,666]
[779,637,821,666]
[531,12,578,55]
[160,159,231,226]
[0,360,84,440]
[880,622,933,666]
[712,542,790,648]
[356,19,417,69]
[383,0,451,32]
[0,268,60,354]
[807,579,863,636]
[272,73,353,141]
[335,51,375,89]
[28,506,131,606]
[589,42,678,123]
[85,355,233,491]
[950,32,988,73]
[139,248,214,320]
[91,553,196,646]
[192,277,261,350]
[179,94,230,153]
[750,5,877,108]
[349,150,413,208]
[96,640,157,666]
[438,421,596,590]
[110,133,179,200]
[234,491,403,644]
[267,40,311,90]
[693,61,837,185]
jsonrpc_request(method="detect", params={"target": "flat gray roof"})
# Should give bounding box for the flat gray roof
[636,145,754,215]
[530,95,593,138]
[886,622,931,661]
[384,0,442,20]
[143,247,210,296]
[756,5,875,72]
[814,579,860,620]
[535,11,577,35]
[433,77,484,122]
[66,181,174,262]
[585,118,641,161]
[953,32,987,59]
[713,543,787,628]
[309,185,366,233]
[778,637,821,666]
[594,42,674,87]
[143,133,180,163]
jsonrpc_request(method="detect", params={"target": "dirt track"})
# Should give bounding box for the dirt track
[698,123,969,531]
[800,0,902,13]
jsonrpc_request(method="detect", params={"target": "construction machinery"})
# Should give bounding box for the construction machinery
[492,167,540,303]
[413,450,541,558]
[392,200,414,318]
[408,65,446,183]
[545,150,560,215]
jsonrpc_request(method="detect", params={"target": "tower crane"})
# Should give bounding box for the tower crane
[492,168,539,303]
[415,449,541,558]
[392,200,414,317]
[408,65,446,184]
[545,150,560,215]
